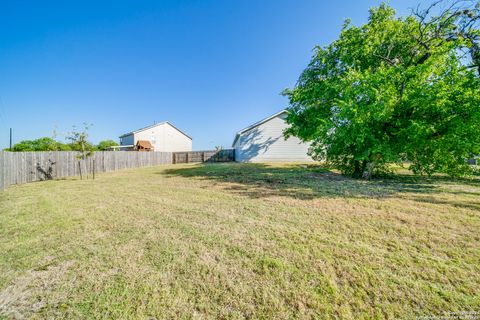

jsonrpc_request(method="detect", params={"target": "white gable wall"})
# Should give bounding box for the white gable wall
[234,113,312,162]
[121,123,192,152]
[161,123,192,152]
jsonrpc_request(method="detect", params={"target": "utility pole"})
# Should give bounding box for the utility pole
[9,128,12,151]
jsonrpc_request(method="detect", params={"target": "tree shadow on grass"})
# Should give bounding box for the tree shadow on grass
[161,163,479,202]
[411,197,480,210]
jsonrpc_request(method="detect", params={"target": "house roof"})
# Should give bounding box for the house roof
[119,121,192,140]
[232,109,288,147]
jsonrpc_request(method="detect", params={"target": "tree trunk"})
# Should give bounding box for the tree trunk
[352,160,362,178]
[353,160,370,179]
[78,160,82,180]
[362,161,375,180]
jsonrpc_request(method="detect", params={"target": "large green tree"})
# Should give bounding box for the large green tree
[283,2,480,178]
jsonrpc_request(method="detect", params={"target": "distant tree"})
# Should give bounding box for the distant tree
[57,143,73,151]
[68,140,95,152]
[12,137,71,151]
[283,2,480,178]
[96,140,119,151]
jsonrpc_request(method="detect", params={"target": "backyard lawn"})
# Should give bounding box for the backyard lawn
[0,162,479,319]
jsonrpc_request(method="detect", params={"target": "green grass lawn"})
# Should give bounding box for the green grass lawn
[0,163,479,319]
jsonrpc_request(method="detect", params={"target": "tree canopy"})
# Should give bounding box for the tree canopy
[11,137,71,152]
[11,131,119,152]
[283,1,480,178]
[96,140,119,151]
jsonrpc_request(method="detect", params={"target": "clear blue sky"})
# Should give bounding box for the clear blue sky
[0,0,420,150]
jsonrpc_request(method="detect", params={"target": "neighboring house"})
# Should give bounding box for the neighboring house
[232,110,313,162]
[119,122,192,152]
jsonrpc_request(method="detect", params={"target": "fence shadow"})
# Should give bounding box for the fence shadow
[34,160,56,181]
[161,163,480,201]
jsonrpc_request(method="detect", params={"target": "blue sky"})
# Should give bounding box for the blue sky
[0,0,420,149]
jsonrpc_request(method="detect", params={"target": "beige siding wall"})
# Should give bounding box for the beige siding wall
[234,113,313,162]
[161,123,192,152]
[125,123,192,152]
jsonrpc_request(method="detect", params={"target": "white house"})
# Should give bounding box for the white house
[232,110,313,162]
[119,122,192,152]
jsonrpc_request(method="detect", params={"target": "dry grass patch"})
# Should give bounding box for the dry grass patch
[0,162,479,319]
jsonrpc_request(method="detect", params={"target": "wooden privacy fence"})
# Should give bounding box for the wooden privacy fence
[173,149,235,164]
[0,149,236,190]
[0,151,172,190]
